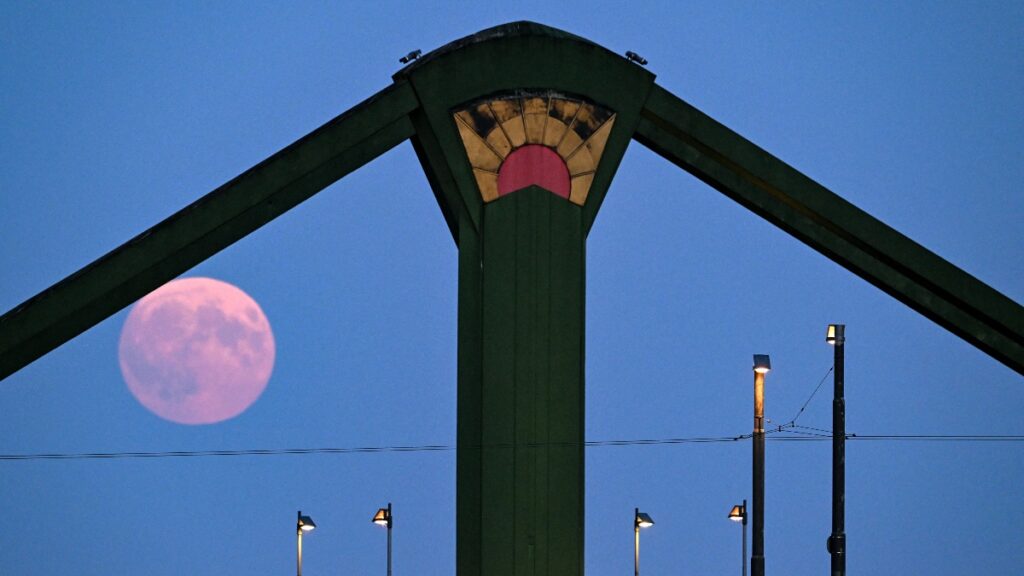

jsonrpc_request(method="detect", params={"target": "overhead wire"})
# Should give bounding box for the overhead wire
[3,363,1018,462]
[782,364,833,427]
[2,434,1022,461]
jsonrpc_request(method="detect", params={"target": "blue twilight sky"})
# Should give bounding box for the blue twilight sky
[1,3,1021,575]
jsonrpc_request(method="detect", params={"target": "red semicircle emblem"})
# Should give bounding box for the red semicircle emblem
[497,145,571,199]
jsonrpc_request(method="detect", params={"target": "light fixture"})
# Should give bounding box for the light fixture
[625,50,648,66]
[372,502,393,576]
[373,505,391,528]
[751,355,770,576]
[634,508,654,576]
[635,511,654,528]
[296,511,316,576]
[399,49,421,64]
[729,500,748,576]
[826,324,847,575]
[728,504,746,523]
[826,324,845,346]
[753,354,771,374]
[298,513,316,532]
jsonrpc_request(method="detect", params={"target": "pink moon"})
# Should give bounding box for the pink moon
[118,277,275,425]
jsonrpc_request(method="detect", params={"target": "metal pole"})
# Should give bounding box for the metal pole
[742,500,748,576]
[752,371,765,576]
[297,511,303,576]
[828,326,846,575]
[387,502,393,576]
[634,507,640,576]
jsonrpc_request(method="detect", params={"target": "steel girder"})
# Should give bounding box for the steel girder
[2,21,1019,380]
[2,25,1015,385]
[635,84,1024,374]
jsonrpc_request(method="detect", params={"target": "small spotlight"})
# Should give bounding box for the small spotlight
[625,51,648,66]
[399,49,422,64]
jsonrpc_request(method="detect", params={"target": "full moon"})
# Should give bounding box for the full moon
[118,277,275,425]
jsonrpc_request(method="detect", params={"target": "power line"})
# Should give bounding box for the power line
[775,427,832,438]
[0,436,749,461]
[790,424,834,435]
[783,365,833,427]
[0,444,453,461]
[849,434,1024,442]
[763,434,1024,443]
[1,434,1021,461]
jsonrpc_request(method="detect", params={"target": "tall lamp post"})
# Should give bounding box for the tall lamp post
[296,511,316,576]
[634,508,654,576]
[751,354,770,576]
[373,502,393,576]
[826,325,846,576]
[729,500,748,576]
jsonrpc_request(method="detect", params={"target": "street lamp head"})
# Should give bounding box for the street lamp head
[728,503,746,522]
[635,510,654,529]
[826,324,845,345]
[297,511,316,533]
[372,503,392,528]
[753,354,771,374]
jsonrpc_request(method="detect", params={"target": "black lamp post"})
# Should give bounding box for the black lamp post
[751,354,770,576]
[373,503,393,576]
[826,325,846,576]
[729,500,748,576]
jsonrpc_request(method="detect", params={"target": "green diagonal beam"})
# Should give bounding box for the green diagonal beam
[635,83,1024,375]
[2,22,1020,382]
[0,82,419,381]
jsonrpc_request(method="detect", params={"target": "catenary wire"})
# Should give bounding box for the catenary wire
[783,365,834,426]
[2,434,1022,461]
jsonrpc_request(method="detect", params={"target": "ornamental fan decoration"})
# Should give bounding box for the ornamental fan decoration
[452,92,616,206]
